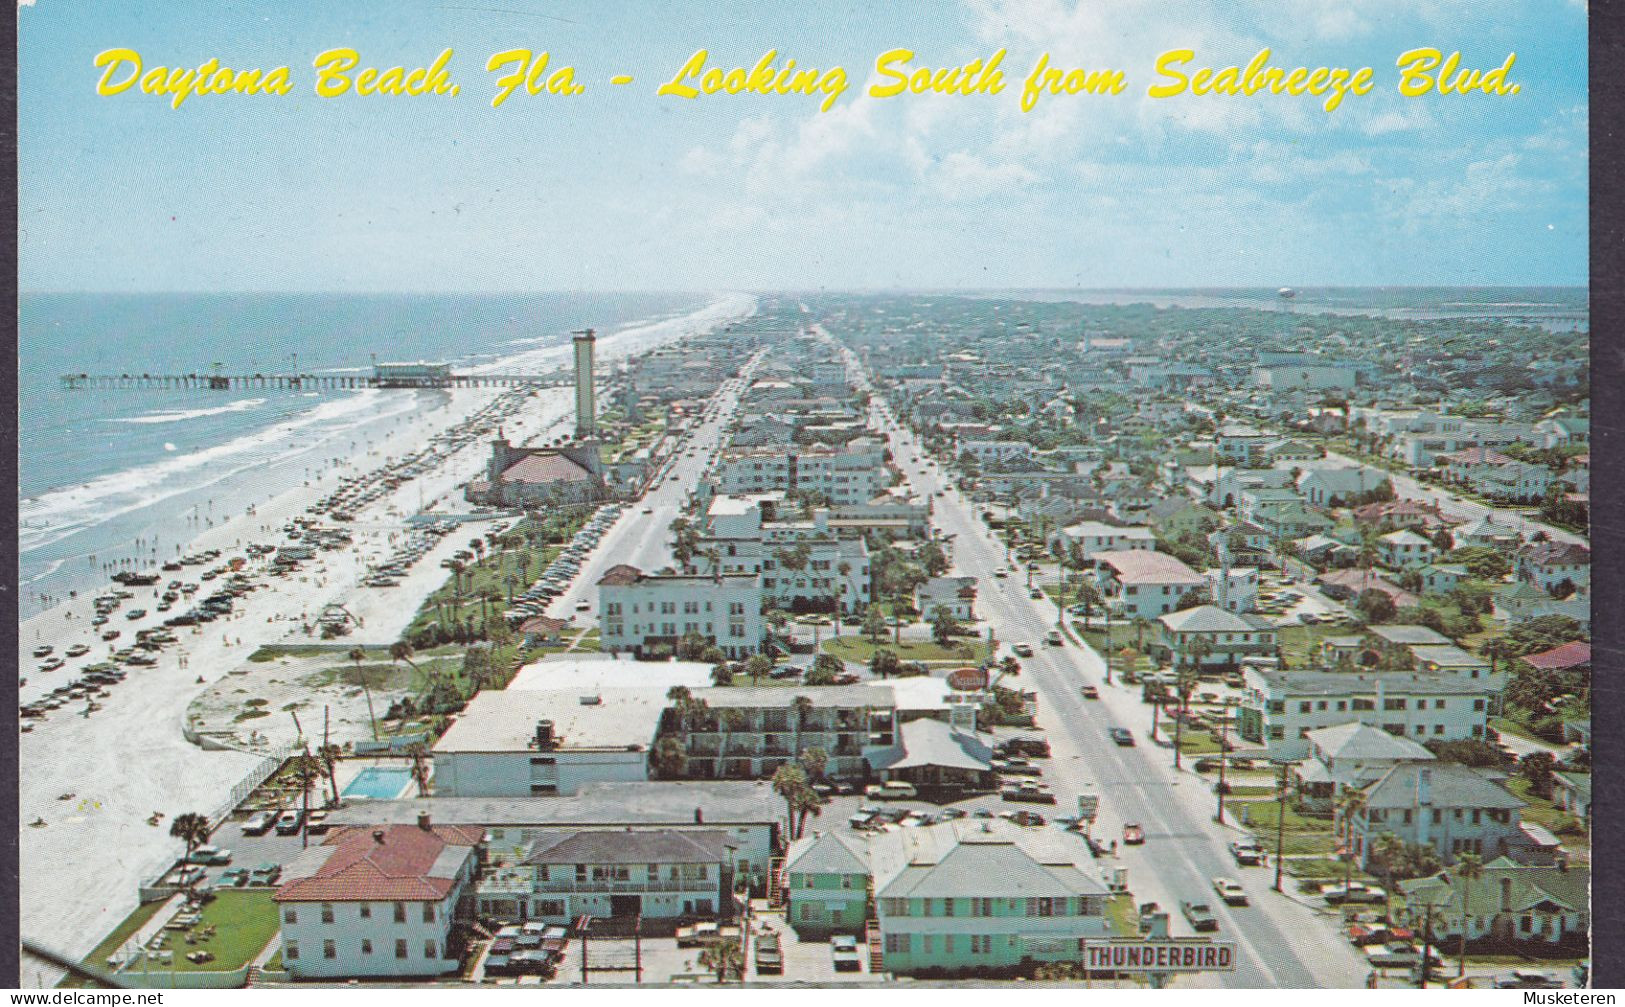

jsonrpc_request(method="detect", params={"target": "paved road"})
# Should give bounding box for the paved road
[850,352,1370,989]
[549,354,764,623]
[1309,449,1584,547]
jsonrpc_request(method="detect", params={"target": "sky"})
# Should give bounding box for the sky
[18,0,1589,292]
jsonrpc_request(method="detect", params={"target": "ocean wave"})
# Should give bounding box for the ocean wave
[105,398,267,425]
[19,390,414,554]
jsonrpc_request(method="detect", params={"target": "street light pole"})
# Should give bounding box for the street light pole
[1273,760,1290,893]
[1215,699,1230,824]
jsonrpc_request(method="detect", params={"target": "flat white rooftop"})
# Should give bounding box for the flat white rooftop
[433,687,666,753]
[508,655,713,692]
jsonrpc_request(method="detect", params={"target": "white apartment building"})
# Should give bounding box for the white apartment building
[598,565,766,659]
[716,444,886,505]
[431,688,662,797]
[1094,550,1207,619]
[696,501,872,614]
[275,822,482,980]
[1050,521,1156,560]
[479,829,735,924]
[1237,668,1493,761]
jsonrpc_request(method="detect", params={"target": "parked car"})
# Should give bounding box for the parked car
[274,810,304,835]
[1212,877,1248,906]
[755,932,784,974]
[831,935,863,972]
[218,867,250,887]
[864,781,917,800]
[1180,901,1219,932]
[1494,969,1563,989]
[186,844,232,865]
[242,811,275,835]
[1229,841,1267,867]
[1046,630,1064,646]
[1321,881,1387,905]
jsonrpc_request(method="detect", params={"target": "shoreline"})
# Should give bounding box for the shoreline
[15,293,757,967]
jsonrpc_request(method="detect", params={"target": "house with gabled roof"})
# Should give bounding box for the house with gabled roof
[1295,722,1434,811]
[1517,541,1591,595]
[787,820,1119,974]
[783,831,872,938]
[1344,763,1554,870]
[1396,859,1588,948]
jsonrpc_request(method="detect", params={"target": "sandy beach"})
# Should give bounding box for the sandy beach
[15,293,756,970]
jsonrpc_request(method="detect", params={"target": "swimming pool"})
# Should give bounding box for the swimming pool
[342,766,414,800]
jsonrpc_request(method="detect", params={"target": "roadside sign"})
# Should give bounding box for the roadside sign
[1077,792,1099,822]
[1082,940,1237,973]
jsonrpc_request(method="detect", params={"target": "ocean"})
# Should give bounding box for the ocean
[17,292,721,615]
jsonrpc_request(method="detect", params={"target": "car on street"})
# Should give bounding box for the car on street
[1109,727,1135,746]
[1180,901,1219,932]
[1228,841,1267,866]
[1045,630,1064,646]
[1080,685,1099,699]
[1012,643,1034,657]
[831,935,862,972]
[1029,588,1044,599]
[1122,823,1145,845]
[1212,877,1247,906]
[1494,969,1563,989]
[1001,780,1057,804]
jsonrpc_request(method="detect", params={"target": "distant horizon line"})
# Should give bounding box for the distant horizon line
[18,283,1592,297]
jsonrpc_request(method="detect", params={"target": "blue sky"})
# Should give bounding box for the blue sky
[19,0,1587,291]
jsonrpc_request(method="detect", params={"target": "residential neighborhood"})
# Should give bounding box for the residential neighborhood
[50,294,1589,991]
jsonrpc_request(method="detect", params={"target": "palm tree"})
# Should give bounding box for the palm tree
[1337,789,1367,893]
[651,733,688,778]
[469,538,486,567]
[834,561,851,637]
[169,812,212,889]
[318,742,344,807]
[1132,616,1152,652]
[697,938,743,983]
[1452,852,1484,977]
[1074,580,1103,631]
[388,640,422,690]
[406,742,432,796]
[772,763,817,840]
[290,752,324,848]
[1373,832,1405,923]
[349,647,379,742]
[1170,644,1205,770]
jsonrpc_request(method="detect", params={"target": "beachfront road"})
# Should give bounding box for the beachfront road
[849,350,1371,989]
[550,353,765,623]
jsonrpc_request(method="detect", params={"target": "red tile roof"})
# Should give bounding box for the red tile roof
[502,452,593,485]
[1095,549,1204,585]
[274,824,483,903]
[597,563,643,587]
[1521,641,1591,671]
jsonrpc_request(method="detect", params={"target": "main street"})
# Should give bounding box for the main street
[548,351,765,623]
[848,349,1371,989]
